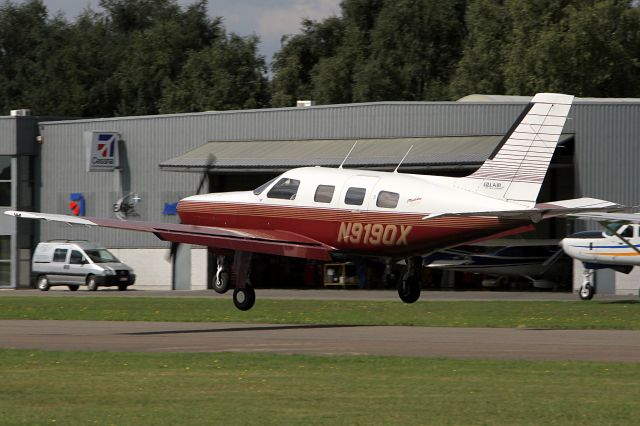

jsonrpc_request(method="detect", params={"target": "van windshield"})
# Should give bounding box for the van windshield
[85,249,119,263]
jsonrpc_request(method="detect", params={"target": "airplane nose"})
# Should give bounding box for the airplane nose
[558,238,567,251]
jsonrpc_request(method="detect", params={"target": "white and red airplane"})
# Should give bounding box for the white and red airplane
[6,93,625,310]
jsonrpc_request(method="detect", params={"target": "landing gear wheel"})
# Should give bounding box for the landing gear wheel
[579,283,594,300]
[86,275,98,291]
[37,275,50,291]
[214,270,230,294]
[68,285,79,291]
[118,284,127,291]
[233,286,256,311]
[398,277,421,304]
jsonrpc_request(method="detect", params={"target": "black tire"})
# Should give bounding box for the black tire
[86,275,98,291]
[214,271,230,294]
[118,284,127,291]
[233,286,256,311]
[398,277,421,304]
[37,275,50,291]
[579,283,595,300]
[68,285,79,291]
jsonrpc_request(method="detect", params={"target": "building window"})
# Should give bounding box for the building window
[314,185,335,203]
[345,187,366,206]
[376,191,400,208]
[0,156,11,206]
[0,236,10,285]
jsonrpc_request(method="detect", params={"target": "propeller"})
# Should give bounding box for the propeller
[167,153,216,262]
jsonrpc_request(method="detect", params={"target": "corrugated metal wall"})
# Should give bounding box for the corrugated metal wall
[573,103,640,207]
[0,119,17,155]
[37,100,638,248]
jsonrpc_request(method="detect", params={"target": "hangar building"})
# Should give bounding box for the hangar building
[1,97,639,294]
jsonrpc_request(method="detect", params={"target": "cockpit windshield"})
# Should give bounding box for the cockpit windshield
[603,223,625,237]
[253,176,280,196]
[604,223,634,238]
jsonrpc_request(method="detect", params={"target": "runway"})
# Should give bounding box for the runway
[2,320,639,362]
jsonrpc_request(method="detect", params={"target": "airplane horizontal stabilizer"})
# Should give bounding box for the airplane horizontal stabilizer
[4,210,335,261]
[423,198,625,222]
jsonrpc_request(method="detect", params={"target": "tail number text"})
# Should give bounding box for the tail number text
[338,222,412,246]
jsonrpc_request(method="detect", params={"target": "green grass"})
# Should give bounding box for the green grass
[1,349,638,425]
[1,296,639,329]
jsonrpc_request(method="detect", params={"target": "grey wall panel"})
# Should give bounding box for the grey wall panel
[0,119,17,155]
[573,104,640,207]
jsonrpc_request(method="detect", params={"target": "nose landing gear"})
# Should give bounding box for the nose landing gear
[578,268,595,300]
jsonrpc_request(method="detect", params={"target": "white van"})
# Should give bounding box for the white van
[32,241,136,291]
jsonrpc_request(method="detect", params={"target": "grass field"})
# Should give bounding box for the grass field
[1,349,638,425]
[1,296,639,329]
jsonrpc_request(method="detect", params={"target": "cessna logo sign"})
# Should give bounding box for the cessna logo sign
[85,131,120,172]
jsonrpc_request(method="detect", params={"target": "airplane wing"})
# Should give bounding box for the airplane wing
[423,198,626,222]
[568,212,640,224]
[4,211,335,261]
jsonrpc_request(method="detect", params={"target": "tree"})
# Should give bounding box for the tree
[159,34,269,113]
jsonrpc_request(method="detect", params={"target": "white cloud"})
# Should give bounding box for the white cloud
[255,0,340,38]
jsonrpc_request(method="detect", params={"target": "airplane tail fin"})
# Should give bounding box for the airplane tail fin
[456,93,574,207]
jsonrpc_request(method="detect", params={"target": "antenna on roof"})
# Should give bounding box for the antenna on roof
[339,140,358,169]
[393,145,414,173]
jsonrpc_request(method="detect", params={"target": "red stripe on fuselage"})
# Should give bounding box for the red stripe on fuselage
[178,201,526,256]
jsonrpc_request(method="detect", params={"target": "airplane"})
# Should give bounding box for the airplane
[561,213,640,300]
[6,93,626,311]
[424,244,569,289]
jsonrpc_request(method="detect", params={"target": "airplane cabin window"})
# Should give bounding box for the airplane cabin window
[345,187,366,206]
[376,190,399,208]
[267,178,300,200]
[314,185,335,203]
[621,226,633,238]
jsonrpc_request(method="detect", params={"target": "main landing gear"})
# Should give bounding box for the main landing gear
[214,251,256,311]
[397,256,422,304]
[579,268,595,301]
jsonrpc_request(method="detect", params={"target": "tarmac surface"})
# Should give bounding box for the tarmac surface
[2,289,639,362]
[2,320,640,362]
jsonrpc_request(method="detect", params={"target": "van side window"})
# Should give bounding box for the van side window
[314,185,335,203]
[376,191,400,208]
[345,187,366,206]
[69,250,84,265]
[53,249,68,262]
[267,178,300,200]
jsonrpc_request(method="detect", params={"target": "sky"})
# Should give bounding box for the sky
[40,0,342,66]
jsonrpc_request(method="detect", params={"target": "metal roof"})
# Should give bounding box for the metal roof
[159,134,574,172]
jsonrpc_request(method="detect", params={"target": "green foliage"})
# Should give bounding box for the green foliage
[159,34,269,113]
[274,0,640,103]
[0,0,639,116]
[2,349,640,425]
[1,296,640,329]
[0,0,267,116]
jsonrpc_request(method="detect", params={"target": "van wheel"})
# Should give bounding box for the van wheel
[68,285,79,291]
[86,275,98,291]
[37,275,50,291]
